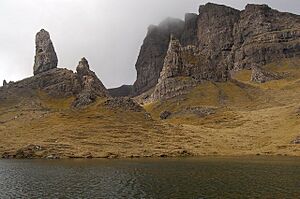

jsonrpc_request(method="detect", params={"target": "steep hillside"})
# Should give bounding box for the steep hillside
[145,58,300,156]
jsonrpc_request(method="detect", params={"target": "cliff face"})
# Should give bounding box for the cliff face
[132,18,185,95]
[232,4,300,69]
[133,3,300,98]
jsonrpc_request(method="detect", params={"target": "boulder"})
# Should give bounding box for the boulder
[160,111,172,120]
[33,29,58,75]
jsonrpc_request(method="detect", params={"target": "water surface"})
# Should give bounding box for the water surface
[0,157,299,198]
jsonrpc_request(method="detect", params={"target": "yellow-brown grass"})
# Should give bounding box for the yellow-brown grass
[0,58,300,158]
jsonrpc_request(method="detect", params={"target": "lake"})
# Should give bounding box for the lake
[0,157,299,198]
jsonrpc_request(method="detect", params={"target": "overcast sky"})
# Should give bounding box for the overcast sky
[0,0,299,88]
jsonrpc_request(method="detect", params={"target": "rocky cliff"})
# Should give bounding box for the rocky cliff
[132,18,185,95]
[1,29,109,108]
[133,3,300,99]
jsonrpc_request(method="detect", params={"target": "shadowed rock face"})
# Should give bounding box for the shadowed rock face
[132,18,185,95]
[108,85,133,97]
[33,29,58,75]
[133,3,300,98]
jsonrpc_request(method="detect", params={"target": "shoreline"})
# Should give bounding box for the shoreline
[2,151,300,160]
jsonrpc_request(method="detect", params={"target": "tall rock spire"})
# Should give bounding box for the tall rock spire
[33,29,58,75]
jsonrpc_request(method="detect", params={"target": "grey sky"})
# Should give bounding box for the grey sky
[0,0,299,88]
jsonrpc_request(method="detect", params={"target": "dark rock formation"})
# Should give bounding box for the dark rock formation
[251,65,282,83]
[133,3,300,99]
[108,85,133,97]
[181,13,198,46]
[33,29,58,75]
[160,111,172,120]
[132,18,185,95]
[72,58,109,108]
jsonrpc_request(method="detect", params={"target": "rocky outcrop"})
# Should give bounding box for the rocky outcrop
[33,29,58,75]
[0,68,80,98]
[232,4,300,70]
[1,29,109,108]
[133,3,300,100]
[132,18,185,95]
[72,58,109,108]
[160,111,172,120]
[251,65,282,83]
[151,36,197,100]
[2,80,7,87]
[151,35,230,100]
[103,97,143,112]
[108,85,133,97]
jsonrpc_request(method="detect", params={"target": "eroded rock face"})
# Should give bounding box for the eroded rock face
[132,18,185,95]
[133,3,300,99]
[232,4,300,70]
[151,35,228,100]
[33,29,58,75]
[72,58,109,108]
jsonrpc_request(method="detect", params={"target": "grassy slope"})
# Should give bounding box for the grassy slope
[0,58,300,158]
[144,58,300,156]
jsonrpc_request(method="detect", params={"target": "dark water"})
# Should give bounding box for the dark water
[0,157,299,199]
